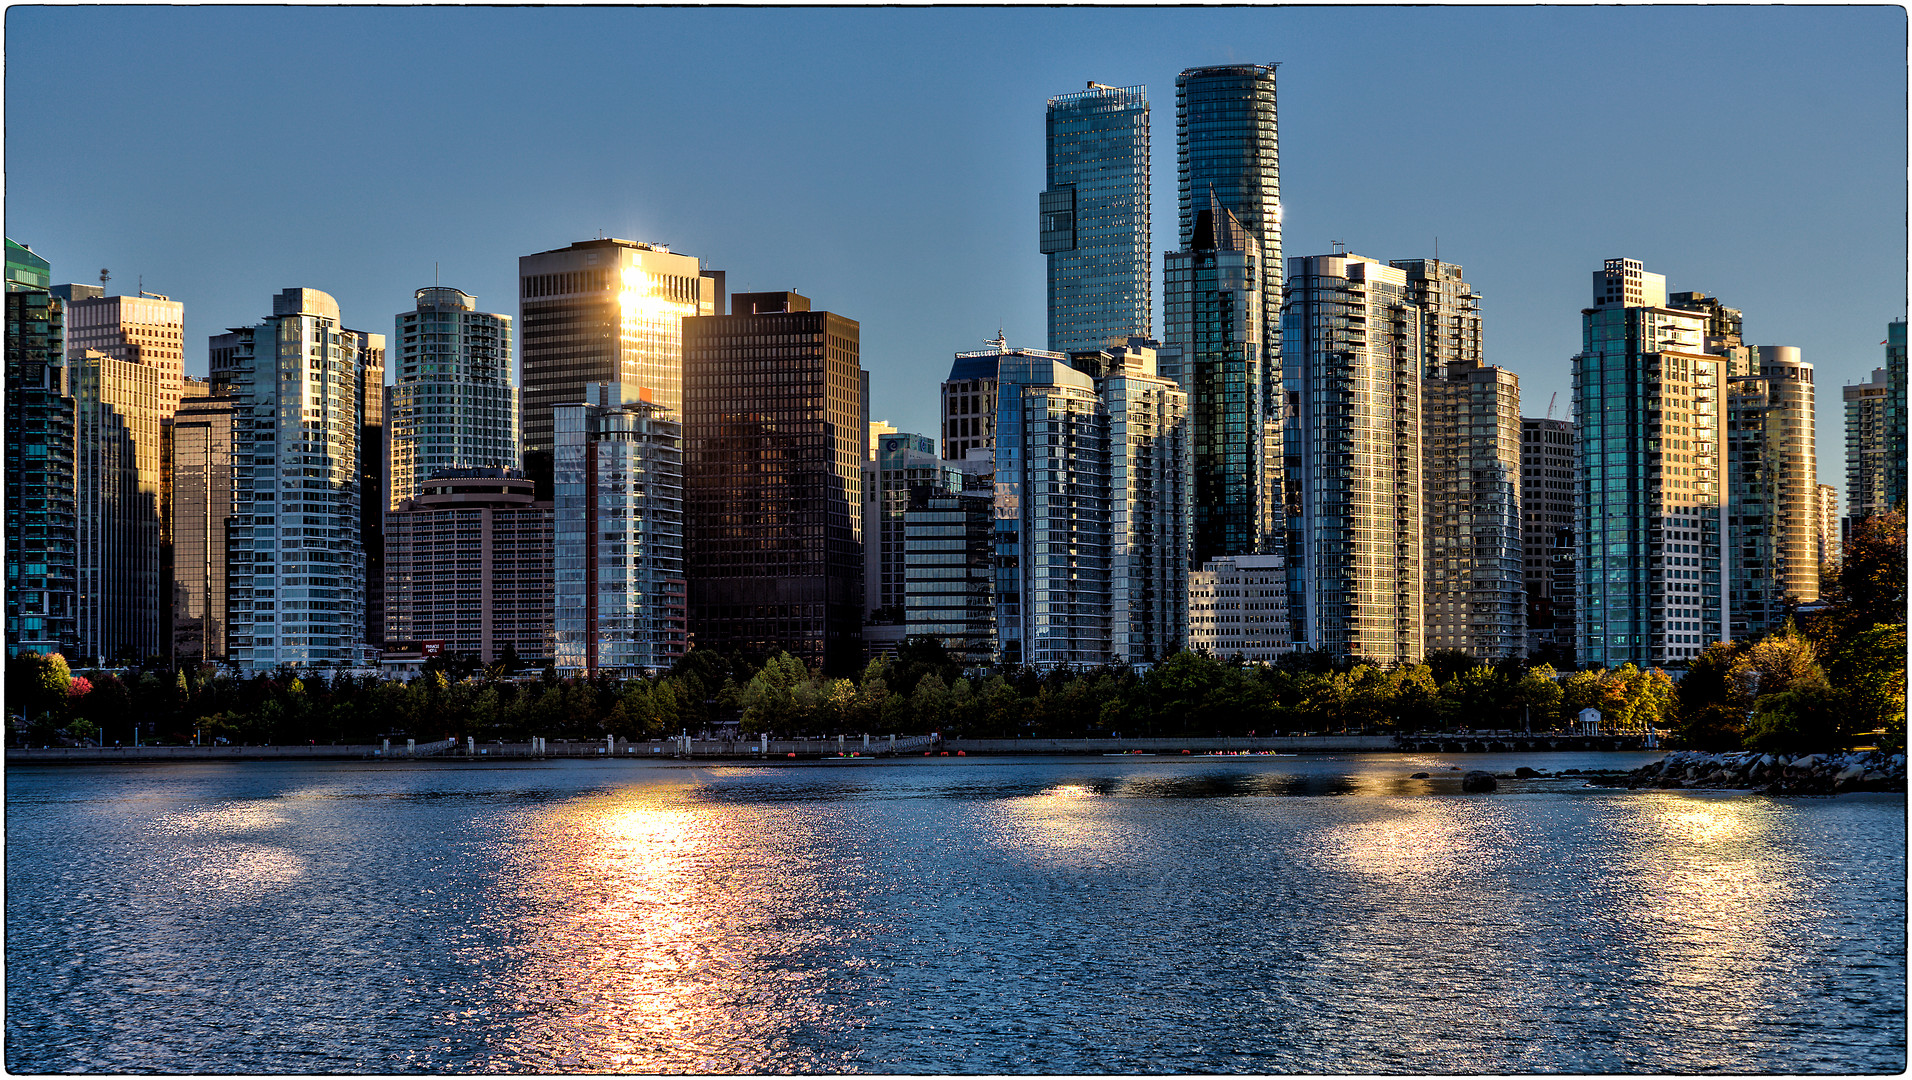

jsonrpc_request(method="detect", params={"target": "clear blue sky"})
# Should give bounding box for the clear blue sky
[7,6,1905,509]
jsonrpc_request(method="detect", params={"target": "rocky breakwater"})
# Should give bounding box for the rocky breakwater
[1609,750,1907,796]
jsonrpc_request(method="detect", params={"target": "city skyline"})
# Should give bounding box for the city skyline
[5,7,1904,516]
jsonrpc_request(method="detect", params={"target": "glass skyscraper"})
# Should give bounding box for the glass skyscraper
[1041,83,1150,355]
[5,238,77,658]
[1176,64,1281,364]
[388,287,518,507]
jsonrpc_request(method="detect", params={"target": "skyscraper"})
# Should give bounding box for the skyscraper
[682,291,865,673]
[385,468,554,666]
[1726,345,1819,638]
[1888,318,1908,514]
[552,390,685,676]
[941,343,1003,465]
[904,488,996,670]
[1844,319,1907,524]
[170,390,237,664]
[1283,252,1426,665]
[993,351,1111,669]
[1572,259,1727,668]
[67,292,185,662]
[1165,194,1269,566]
[388,287,517,507]
[224,288,382,670]
[1041,82,1151,354]
[1521,417,1577,659]
[517,238,720,457]
[1399,259,1524,660]
[863,432,958,623]
[1099,340,1191,664]
[4,239,77,658]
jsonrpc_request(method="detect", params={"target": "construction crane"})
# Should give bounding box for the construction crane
[1546,392,1557,419]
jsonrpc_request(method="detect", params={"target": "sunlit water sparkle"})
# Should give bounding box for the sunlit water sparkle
[6,754,1903,1073]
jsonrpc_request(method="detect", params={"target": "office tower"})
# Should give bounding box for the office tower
[904,488,996,669]
[1282,252,1425,665]
[551,390,684,676]
[1165,194,1270,566]
[942,340,1005,463]
[1399,259,1523,659]
[388,288,518,507]
[1726,345,1819,638]
[993,351,1111,669]
[1042,82,1151,354]
[1176,64,1281,334]
[1572,259,1728,668]
[863,432,958,622]
[1844,366,1893,522]
[1188,554,1291,662]
[517,239,720,458]
[867,419,898,458]
[1521,418,1577,658]
[1813,483,1840,570]
[1097,339,1191,664]
[67,292,185,662]
[386,468,554,665]
[682,292,864,672]
[359,332,385,652]
[5,239,77,658]
[224,288,380,670]
[170,390,237,664]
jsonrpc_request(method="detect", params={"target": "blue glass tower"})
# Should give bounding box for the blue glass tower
[1041,83,1150,355]
[5,239,77,658]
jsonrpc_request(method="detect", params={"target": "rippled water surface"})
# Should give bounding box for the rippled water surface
[6,754,1905,1073]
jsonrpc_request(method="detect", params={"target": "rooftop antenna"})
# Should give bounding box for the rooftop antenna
[99,268,110,290]
[435,261,439,288]
[1330,240,1345,255]
[987,327,1008,352]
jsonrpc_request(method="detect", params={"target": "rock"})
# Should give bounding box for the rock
[1562,768,1581,775]
[1410,772,1430,779]
[1656,776,1685,789]
[1460,770,1498,793]
[1835,765,1867,783]
[1514,767,1541,779]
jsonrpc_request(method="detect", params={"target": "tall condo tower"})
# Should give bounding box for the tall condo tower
[386,468,554,666]
[170,391,237,664]
[67,291,185,662]
[1400,259,1524,660]
[1282,252,1425,665]
[223,288,383,670]
[517,238,720,456]
[1724,345,1819,637]
[1572,259,1728,668]
[682,292,865,674]
[1164,193,1267,566]
[4,239,77,658]
[1521,418,1577,660]
[1843,319,1906,524]
[389,287,518,507]
[1041,82,1151,354]
[1096,340,1192,664]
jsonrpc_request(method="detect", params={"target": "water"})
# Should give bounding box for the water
[6,753,1904,1073]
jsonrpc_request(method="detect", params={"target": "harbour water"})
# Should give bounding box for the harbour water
[5,753,1904,1073]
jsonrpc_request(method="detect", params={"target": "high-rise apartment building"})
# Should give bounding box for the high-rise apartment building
[224,288,382,670]
[1813,483,1840,571]
[1098,340,1191,664]
[1887,318,1907,514]
[67,292,185,662]
[5,239,77,658]
[518,239,720,457]
[1399,259,1523,660]
[993,351,1111,669]
[1521,418,1577,659]
[1042,82,1151,354]
[1188,554,1291,663]
[1165,194,1270,566]
[388,287,517,507]
[1573,259,1727,668]
[1282,252,1425,665]
[170,391,237,664]
[942,343,1004,464]
[1843,320,1906,524]
[386,468,554,666]
[551,390,685,676]
[863,432,958,622]
[682,292,864,673]
[904,488,996,670]
[358,331,386,652]
[1725,345,1818,638]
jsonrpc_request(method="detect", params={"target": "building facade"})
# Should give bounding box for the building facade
[1188,554,1291,663]
[1813,483,1840,571]
[388,287,518,507]
[518,238,719,455]
[863,432,958,622]
[682,292,865,673]
[67,292,185,662]
[1042,82,1151,355]
[4,239,77,658]
[1573,259,1727,668]
[1282,252,1425,665]
[1099,340,1191,664]
[904,488,996,670]
[1165,195,1270,567]
[224,289,382,670]
[552,389,685,675]
[994,352,1111,669]
[1726,345,1819,638]
[385,468,554,665]
[170,392,237,664]
[942,343,1006,463]
[1521,418,1577,659]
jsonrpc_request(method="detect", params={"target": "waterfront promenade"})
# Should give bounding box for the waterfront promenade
[5,730,1648,764]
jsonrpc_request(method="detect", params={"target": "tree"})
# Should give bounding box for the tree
[1744,679,1844,754]
[1674,641,1750,750]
